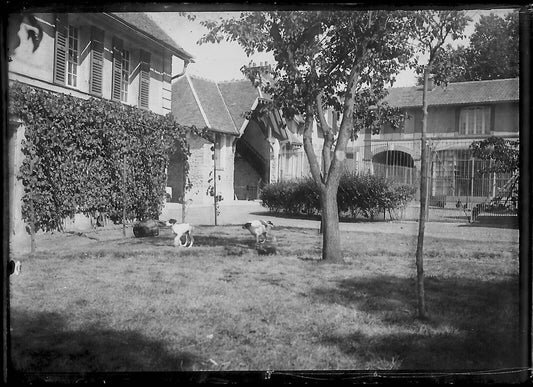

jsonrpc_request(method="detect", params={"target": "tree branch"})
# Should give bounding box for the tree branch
[316,93,334,177]
[302,105,325,187]
[327,65,360,184]
[270,20,300,75]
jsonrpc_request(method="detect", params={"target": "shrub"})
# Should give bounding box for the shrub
[260,173,416,220]
[260,179,319,215]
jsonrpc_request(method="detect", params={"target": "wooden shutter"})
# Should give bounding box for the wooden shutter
[53,14,68,85]
[138,50,150,109]
[111,37,123,101]
[89,27,105,96]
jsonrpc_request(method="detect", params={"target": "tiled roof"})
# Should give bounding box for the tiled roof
[190,76,239,135]
[384,78,519,108]
[108,12,194,60]
[172,75,240,135]
[217,80,262,131]
[171,76,206,129]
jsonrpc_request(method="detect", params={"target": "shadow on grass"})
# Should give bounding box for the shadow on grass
[249,211,392,224]
[249,210,321,222]
[120,229,258,249]
[311,275,520,371]
[9,309,202,375]
[459,216,519,229]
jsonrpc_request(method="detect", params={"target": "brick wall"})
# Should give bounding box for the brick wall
[184,133,236,205]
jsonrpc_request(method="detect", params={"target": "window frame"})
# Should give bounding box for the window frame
[458,106,491,135]
[120,49,130,103]
[66,24,79,88]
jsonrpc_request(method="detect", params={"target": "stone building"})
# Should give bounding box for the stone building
[170,73,519,210]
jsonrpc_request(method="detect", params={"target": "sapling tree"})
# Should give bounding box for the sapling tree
[199,11,413,262]
[411,10,471,319]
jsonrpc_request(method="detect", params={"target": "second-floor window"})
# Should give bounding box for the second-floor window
[120,50,130,102]
[54,14,78,87]
[458,106,491,135]
[112,37,131,103]
[67,26,78,87]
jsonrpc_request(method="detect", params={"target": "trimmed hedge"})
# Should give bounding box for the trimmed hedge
[260,173,416,220]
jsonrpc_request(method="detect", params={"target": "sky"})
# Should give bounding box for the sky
[147,8,516,88]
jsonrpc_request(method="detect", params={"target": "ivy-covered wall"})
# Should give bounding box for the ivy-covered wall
[8,80,199,235]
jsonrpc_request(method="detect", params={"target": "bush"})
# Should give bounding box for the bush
[260,178,319,216]
[260,173,416,220]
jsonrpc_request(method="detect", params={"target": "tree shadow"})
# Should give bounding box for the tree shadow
[310,275,520,371]
[118,227,258,249]
[9,308,203,376]
[249,211,389,224]
[459,216,518,229]
[249,211,321,222]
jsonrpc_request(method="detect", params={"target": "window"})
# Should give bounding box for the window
[67,25,78,87]
[112,37,130,103]
[54,14,79,87]
[458,106,491,135]
[121,50,130,102]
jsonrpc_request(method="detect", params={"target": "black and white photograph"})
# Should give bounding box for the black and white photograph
[4,3,530,385]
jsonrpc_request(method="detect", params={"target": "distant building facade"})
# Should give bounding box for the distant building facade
[171,73,519,208]
[367,78,519,205]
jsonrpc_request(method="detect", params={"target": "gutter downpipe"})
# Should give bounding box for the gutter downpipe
[171,58,190,223]
[172,59,191,80]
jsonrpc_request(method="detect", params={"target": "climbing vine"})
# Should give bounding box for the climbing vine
[9,80,204,232]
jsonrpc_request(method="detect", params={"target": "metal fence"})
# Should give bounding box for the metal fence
[273,138,517,223]
[367,138,518,223]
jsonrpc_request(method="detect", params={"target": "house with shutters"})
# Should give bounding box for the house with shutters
[363,77,519,206]
[8,12,194,251]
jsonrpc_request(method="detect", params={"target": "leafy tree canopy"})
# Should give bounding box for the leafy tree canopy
[435,10,519,83]
[470,136,519,174]
[199,11,413,146]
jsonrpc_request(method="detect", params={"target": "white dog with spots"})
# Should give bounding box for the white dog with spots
[166,219,194,247]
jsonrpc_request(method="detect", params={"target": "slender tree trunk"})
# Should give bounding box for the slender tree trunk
[182,157,187,223]
[213,143,218,226]
[28,165,36,254]
[122,154,127,237]
[320,185,344,263]
[415,69,430,320]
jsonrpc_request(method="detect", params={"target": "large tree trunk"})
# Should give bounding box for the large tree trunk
[320,185,344,263]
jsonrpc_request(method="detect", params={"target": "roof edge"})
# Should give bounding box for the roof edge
[104,13,195,61]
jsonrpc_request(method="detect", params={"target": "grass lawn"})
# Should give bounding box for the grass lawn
[9,222,520,373]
